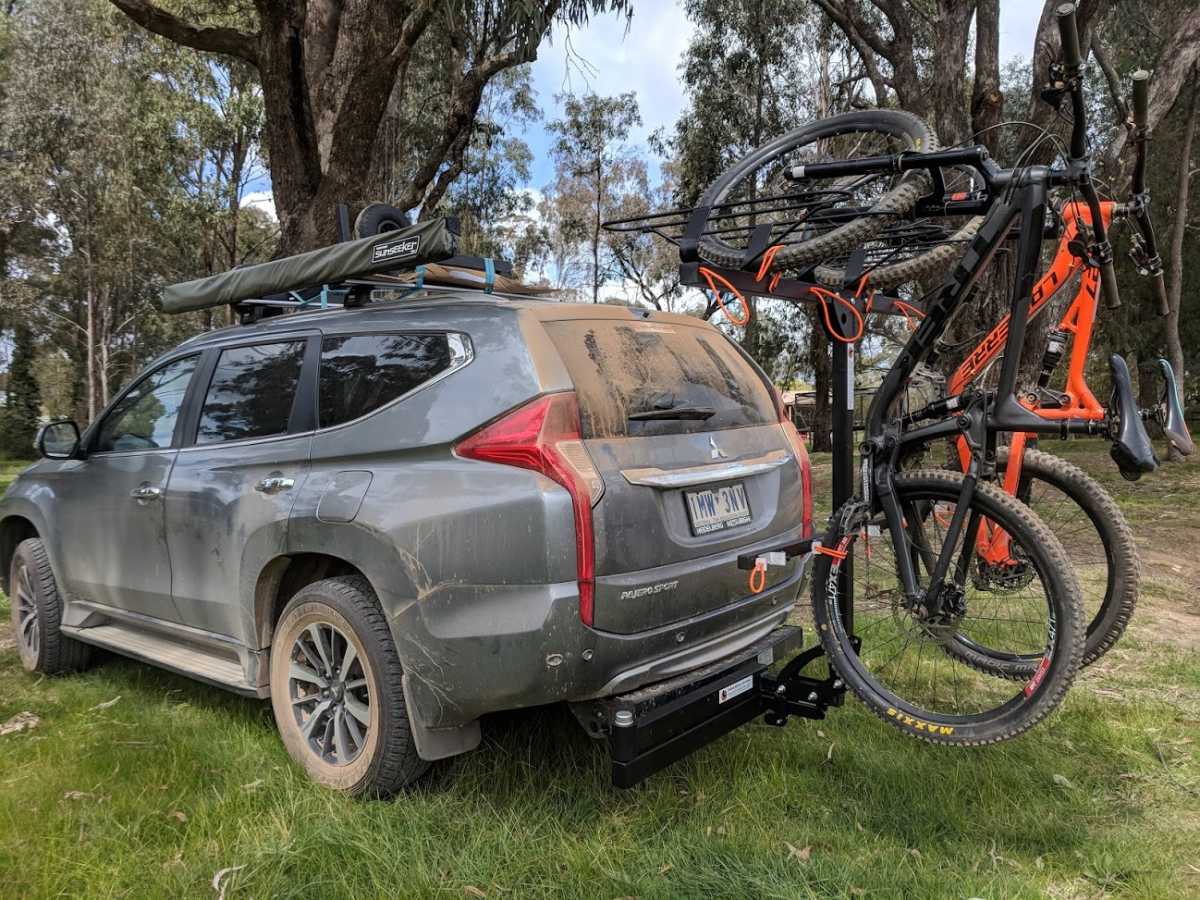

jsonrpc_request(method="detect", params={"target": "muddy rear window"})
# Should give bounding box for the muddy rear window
[543,319,776,438]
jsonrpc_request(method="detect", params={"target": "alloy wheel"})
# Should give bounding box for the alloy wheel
[12,560,40,665]
[287,622,371,766]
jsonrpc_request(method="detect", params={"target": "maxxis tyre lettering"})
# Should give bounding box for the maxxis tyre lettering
[810,470,1085,746]
[696,110,939,272]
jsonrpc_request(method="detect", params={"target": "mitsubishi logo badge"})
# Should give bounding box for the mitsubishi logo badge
[709,437,728,460]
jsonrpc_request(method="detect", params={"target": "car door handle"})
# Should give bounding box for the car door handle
[255,475,295,495]
[130,484,163,501]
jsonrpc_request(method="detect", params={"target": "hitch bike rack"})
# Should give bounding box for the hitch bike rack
[594,202,924,787]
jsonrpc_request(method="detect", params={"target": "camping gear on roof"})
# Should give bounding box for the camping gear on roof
[159,217,458,315]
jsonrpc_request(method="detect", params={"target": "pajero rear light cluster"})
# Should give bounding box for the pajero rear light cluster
[455,392,603,625]
[770,387,813,538]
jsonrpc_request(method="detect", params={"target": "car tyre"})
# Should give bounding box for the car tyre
[9,537,92,674]
[269,576,429,797]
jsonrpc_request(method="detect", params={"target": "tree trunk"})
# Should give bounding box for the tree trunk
[593,158,602,304]
[85,279,96,422]
[109,0,567,255]
[807,308,833,451]
[1164,70,1197,461]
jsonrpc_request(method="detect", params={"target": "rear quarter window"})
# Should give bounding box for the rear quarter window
[543,319,776,438]
[318,333,468,428]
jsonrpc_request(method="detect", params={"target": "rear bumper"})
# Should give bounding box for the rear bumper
[393,549,810,730]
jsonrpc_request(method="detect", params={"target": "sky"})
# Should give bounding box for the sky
[243,0,1046,218]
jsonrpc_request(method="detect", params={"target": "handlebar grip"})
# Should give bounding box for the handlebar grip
[1100,260,1122,309]
[1131,69,1150,127]
[1153,272,1170,317]
[1056,4,1082,70]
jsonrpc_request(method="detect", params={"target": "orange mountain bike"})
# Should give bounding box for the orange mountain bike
[909,73,1195,675]
[930,194,1193,674]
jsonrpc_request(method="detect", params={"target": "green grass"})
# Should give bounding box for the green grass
[0,447,1197,898]
[0,457,33,495]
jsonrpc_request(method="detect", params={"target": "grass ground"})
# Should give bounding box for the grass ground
[0,445,1197,898]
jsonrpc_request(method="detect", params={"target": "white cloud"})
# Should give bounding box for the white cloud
[529,5,697,149]
[240,190,277,220]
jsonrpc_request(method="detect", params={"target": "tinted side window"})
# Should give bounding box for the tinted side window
[196,341,306,445]
[95,355,199,453]
[319,334,455,428]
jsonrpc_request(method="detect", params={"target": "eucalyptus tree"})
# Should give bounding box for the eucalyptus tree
[548,91,643,304]
[109,0,631,254]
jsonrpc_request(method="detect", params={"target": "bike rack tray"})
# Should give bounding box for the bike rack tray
[593,625,806,788]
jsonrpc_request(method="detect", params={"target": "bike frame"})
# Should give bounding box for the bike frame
[862,163,1116,611]
[945,200,1114,564]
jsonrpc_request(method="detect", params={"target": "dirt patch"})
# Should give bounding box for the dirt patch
[0,619,13,653]
[1140,604,1200,653]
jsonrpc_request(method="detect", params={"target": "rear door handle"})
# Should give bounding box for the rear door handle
[130,484,162,502]
[255,475,296,495]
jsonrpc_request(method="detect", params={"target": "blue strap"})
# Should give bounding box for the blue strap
[415,265,425,289]
[483,257,495,293]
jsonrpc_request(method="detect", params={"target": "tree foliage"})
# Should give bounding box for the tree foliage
[108,0,631,255]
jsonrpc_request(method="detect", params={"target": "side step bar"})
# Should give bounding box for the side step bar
[62,623,263,697]
[580,625,841,788]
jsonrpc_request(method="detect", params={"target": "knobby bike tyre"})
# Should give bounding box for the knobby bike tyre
[810,469,1085,746]
[941,447,1138,679]
[813,216,984,290]
[697,110,938,272]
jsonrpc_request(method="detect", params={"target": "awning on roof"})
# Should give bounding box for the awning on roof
[159,217,458,314]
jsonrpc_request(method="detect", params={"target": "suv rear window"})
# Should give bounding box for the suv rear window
[196,340,306,445]
[318,333,455,428]
[543,319,776,438]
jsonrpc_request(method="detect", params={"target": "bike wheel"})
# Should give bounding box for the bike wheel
[811,469,1084,745]
[697,111,938,272]
[813,216,983,290]
[944,447,1138,678]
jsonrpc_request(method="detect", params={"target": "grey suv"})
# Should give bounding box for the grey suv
[1,291,812,795]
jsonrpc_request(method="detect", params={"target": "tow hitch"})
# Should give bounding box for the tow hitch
[579,616,850,788]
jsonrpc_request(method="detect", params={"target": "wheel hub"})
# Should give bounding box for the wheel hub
[287,622,371,767]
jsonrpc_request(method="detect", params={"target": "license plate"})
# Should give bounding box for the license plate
[684,482,752,535]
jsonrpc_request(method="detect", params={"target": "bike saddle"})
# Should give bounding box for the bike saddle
[1108,355,1158,481]
[1156,358,1195,456]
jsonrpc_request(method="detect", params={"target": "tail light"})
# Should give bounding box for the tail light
[773,388,813,538]
[455,392,603,625]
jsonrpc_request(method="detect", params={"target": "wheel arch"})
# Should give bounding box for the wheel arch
[0,514,39,594]
[253,552,370,648]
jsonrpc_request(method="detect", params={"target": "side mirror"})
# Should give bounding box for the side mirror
[36,420,81,459]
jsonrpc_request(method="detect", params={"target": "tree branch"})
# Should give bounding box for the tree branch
[1091,35,1129,123]
[398,1,564,212]
[1106,6,1200,162]
[813,0,892,103]
[107,0,259,65]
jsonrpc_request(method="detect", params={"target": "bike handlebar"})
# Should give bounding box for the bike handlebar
[1056,4,1122,308]
[1131,69,1149,129]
